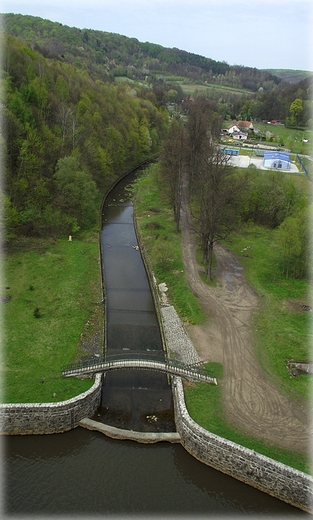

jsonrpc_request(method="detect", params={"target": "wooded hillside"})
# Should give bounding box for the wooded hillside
[2,13,282,92]
[2,13,312,125]
[1,32,169,239]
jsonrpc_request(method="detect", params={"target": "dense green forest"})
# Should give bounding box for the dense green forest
[1,13,312,242]
[1,32,170,239]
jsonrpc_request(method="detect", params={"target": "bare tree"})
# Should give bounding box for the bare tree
[186,96,222,197]
[190,144,246,281]
[160,118,186,232]
[57,103,72,145]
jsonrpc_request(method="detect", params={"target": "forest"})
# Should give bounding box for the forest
[1,32,170,239]
[1,13,312,243]
[2,13,281,90]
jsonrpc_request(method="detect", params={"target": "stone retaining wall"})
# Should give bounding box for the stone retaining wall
[0,374,102,435]
[172,376,313,513]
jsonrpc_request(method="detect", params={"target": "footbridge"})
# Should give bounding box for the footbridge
[62,353,217,385]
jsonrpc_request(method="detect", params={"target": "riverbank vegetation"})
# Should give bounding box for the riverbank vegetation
[2,235,101,403]
[134,167,205,325]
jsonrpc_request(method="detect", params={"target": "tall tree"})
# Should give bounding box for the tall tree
[289,98,303,126]
[53,156,99,232]
[160,118,186,232]
[190,143,246,281]
[186,96,221,196]
[276,207,310,279]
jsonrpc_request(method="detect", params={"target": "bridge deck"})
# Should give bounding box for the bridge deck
[62,356,217,385]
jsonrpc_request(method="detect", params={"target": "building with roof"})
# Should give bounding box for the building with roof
[233,132,248,141]
[237,121,254,132]
[263,151,291,170]
[226,124,240,134]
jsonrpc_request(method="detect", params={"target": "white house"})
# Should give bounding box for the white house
[233,132,248,141]
[227,124,240,134]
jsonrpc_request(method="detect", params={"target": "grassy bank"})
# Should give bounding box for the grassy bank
[2,234,103,403]
[134,164,312,473]
[184,363,310,474]
[134,166,205,325]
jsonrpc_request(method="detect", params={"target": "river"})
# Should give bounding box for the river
[3,167,305,517]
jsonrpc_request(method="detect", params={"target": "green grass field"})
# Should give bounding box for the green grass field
[2,235,103,403]
[252,122,312,155]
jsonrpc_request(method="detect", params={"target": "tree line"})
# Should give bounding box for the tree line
[1,34,169,240]
[160,97,310,281]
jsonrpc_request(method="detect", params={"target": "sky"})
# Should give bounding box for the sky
[2,0,313,71]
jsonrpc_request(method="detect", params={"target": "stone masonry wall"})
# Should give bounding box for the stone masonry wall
[172,376,313,513]
[0,374,102,435]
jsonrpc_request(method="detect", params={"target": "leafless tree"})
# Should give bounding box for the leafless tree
[160,117,186,232]
[190,142,246,281]
[186,96,222,197]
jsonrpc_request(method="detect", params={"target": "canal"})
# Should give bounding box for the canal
[97,169,175,432]
[3,167,305,516]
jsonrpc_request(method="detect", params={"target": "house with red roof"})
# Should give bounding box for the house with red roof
[237,120,254,132]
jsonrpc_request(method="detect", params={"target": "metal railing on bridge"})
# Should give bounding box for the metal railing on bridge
[62,352,217,385]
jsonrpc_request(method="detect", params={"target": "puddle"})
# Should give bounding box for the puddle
[225,272,234,283]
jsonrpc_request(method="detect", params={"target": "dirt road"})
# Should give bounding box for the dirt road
[180,205,311,456]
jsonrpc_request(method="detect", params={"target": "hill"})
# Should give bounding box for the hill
[2,13,281,93]
[1,13,312,242]
[266,69,313,84]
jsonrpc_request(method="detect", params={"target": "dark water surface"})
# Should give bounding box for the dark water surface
[2,169,306,517]
[99,171,175,431]
[3,427,305,516]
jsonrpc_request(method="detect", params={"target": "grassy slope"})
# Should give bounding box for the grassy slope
[2,235,103,403]
[134,166,205,324]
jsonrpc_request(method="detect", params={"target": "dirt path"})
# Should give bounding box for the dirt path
[180,205,311,456]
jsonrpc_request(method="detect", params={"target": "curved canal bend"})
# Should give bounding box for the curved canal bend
[3,168,304,516]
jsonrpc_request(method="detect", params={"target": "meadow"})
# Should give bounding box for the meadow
[2,235,102,403]
[252,122,312,155]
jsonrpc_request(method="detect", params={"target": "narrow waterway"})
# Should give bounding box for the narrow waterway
[3,168,306,516]
[97,169,175,431]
